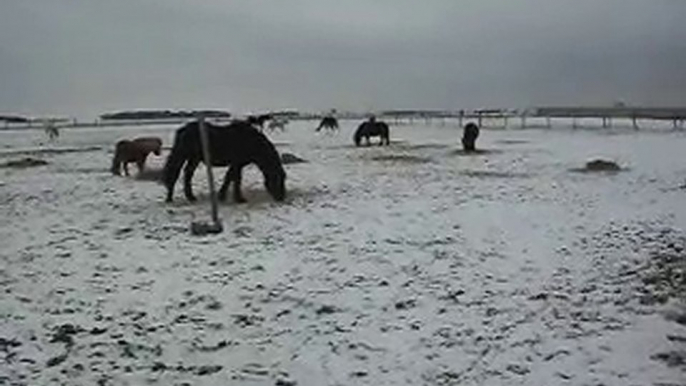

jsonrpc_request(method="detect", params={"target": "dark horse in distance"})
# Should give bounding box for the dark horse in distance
[462,122,480,152]
[246,114,273,131]
[111,137,162,176]
[354,117,390,146]
[163,120,286,203]
[316,116,339,133]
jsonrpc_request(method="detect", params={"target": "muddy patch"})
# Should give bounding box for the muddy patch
[460,169,531,179]
[0,146,102,157]
[281,152,308,164]
[570,159,623,173]
[1,157,49,168]
[394,143,451,150]
[496,139,531,145]
[369,154,432,164]
[135,168,165,182]
[165,185,329,207]
[54,167,110,175]
[450,149,501,156]
[327,139,408,150]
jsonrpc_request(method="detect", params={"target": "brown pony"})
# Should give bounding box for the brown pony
[111,137,162,176]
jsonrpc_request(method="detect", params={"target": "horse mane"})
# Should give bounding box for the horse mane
[253,128,285,176]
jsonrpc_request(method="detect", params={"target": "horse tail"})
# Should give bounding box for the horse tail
[163,123,192,194]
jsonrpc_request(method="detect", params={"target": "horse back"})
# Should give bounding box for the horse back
[132,137,162,152]
[115,138,155,162]
[176,120,278,167]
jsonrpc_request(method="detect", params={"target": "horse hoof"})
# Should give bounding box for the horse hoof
[235,197,247,204]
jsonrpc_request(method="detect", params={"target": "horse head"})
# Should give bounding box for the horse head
[264,165,287,201]
[353,124,365,146]
[152,139,162,155]
[254,134,287,201]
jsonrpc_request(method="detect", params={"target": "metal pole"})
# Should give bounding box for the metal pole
[198,117,220,226]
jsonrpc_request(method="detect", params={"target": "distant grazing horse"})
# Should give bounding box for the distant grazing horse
[246,114,273,131]
[44,123,59,141]
[163,120,286,203]
[316,116,339,133]
[354,118,390,146]
[111,137,162,176]
[267,118,288,132]
[462,122,480,152]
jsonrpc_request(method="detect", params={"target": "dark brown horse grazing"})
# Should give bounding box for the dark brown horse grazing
[316,116,339,132]
[246,114,273,131]
[163,120,286,203]
[462,122,480,152]
[111,137,162,176]
[354,117,390,146]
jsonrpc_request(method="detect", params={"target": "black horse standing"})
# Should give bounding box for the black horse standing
[354,117,390,146]
[462,122,480,152]
[316,116,339,132]
[163,120,286,203]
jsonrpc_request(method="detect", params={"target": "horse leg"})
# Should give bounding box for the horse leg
[231,166,247,203]
[183,159,200,202]
[136,156,146,174]
[164,160,186,203]
[123,162,130,176]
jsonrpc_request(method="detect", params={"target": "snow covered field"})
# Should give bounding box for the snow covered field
[1,120,685,386]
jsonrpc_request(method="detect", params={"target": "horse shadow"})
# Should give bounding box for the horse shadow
[326,139,409,150]
[495,139,531,145]
[134,168,165,182]
[449,148,502,156]
[163,184,330,208]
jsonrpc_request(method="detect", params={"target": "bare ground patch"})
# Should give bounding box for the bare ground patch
[134,168,165,182]
[496,139,531,145]
[0,146,102,157]
[570,159,624,174]
[369,154,432,164]
[450,148,502,156]
[460,169,531,178]
[1,157,49,168]
[394,143,452,150]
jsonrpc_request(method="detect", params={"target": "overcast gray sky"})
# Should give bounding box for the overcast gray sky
[1,0,685,118]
